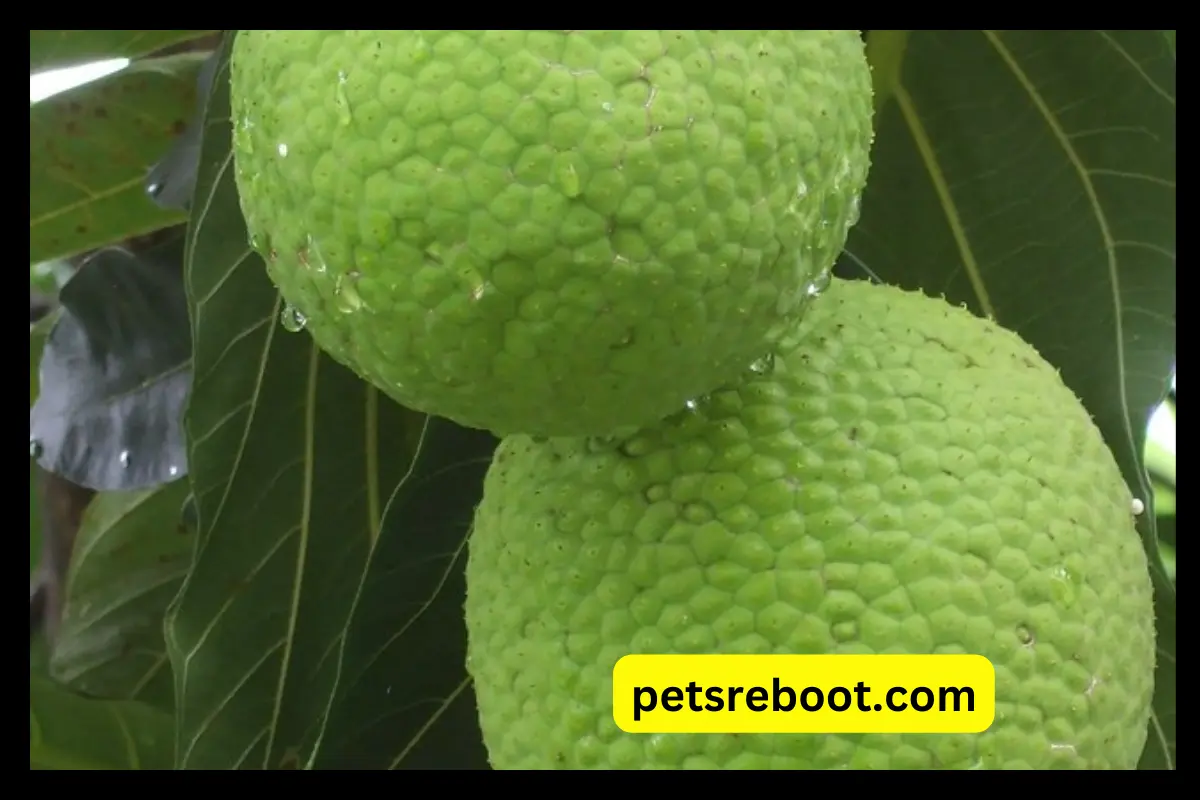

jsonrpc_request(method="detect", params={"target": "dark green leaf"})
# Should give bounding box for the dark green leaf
[311,418,496,770]
[50,479,193,710]
[30,674,174,769]
[29,230,192,491]
[30,52,205,264]
[1139,575,1176,769]
[165,36,433,770]
[849,30,1176,768]
[146,49,223,213]
[30,30,216,73]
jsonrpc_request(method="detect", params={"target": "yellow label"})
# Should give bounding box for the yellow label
[612,654,995,734]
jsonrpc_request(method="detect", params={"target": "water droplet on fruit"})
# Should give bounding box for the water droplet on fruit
[795,178,809,199]
[119,450,131,468]
[234,115,254,155]
[1131,497,1145,516]
[1015,624,1035,646]
[334,273,364,313]
[335,71,352,126]
[847,194,862,227]
[804,268,832,298]
[29,438,43,459]
[277,142,289,158]
[280,304,307,333]
[684,398,699,412]
[601,101,614,113]
[556,160,581,198]
[1049,566,1078,607]
[747,352,776,377]
[168,465,180,477]
[146,182,161,198]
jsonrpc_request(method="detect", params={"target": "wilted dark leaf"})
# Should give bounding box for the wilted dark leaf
[30,229,192,492]
[30,30,216,73]
[30,52,205,264]
[165,38,439,770]
[30,674,174,769]
[146,49,224,213]
[311,417,496,770]
[50,479,194,710]
[847,30,1176,768]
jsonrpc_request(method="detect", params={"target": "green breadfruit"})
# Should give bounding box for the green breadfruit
[464,277,1156,770]
[229,30,873,437]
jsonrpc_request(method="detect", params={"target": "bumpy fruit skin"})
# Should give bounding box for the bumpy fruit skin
[465,277,1156,770]
[229,30,873,437]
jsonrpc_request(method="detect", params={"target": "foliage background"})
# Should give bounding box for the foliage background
[29,30,1175,770]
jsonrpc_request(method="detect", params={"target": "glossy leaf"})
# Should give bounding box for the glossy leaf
[311,417,496,770]
[851,30,1176,768]
[30,52,204,264]
[165,37,441,770]
[146,49,223,213]
[30,230,191,491]
[30,30,216,73]
[30,674,174,770]
[50,479,194,710]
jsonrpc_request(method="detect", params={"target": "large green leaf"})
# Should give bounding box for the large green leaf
[853,29,1176,768]
[49,480,193,710]
[164,36,441,770]
[30,674,174,769]
[310,417,495,770]
[30,30,216,73]
[29,52,205,265]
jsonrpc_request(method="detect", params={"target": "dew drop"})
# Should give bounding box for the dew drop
[804,268,832,298]
[334,273,364,313]
[684,398,699,412]
[795,178,809,199]
[335,71,352,126]
[1131,497,1145,516]
[847,193,862,227]
[747,352,776,377]
[280,304,307,332]
[29,438,43,459]
[1049,566,1077,607]
[601,101,614,113]
[146,182,161,198]
[119,450,131,469]
[277,142,289,158]
[234,115,255,155]
[556,159,581,199]
[168,465,180,477]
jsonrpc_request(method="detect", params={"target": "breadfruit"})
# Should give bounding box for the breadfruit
[229,30,873,436]
[464,276,1156,769]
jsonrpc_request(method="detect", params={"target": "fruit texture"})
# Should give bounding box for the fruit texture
[464,277,1156,769]
[230,30,873,436]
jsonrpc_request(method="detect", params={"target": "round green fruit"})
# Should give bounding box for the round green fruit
[464,277,1156,769]
[229,30,873,436]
